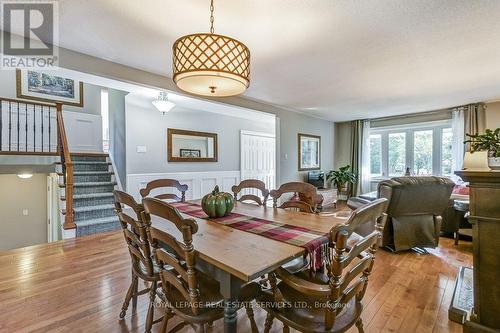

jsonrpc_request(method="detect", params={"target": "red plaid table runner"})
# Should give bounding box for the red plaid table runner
[169,201,330,270]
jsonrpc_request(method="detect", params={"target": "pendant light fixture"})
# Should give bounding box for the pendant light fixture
[172,0,250,97]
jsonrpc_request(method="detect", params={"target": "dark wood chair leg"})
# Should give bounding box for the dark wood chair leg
[132,274,139,311]
[355,318,365,333]
[145,280,158,333]
[245,304,258,333]
[119,275,136,319]
[264,313,274,333]
[158,308,172,333]
[454,231,459,245]
[283,325,290,333]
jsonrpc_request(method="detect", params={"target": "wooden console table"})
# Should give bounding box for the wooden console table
[455,170,500,333]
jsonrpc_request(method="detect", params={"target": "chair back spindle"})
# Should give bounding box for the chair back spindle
[140,179,188,202]
[270,182,323,213]
[142,197,203,315]
[232,179,270,206]
[114,190,155,277]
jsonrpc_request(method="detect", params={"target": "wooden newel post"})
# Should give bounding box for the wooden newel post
[56,103,76,230]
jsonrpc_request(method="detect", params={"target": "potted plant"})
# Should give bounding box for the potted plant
[465,128,500,170]
[326,165,357,200]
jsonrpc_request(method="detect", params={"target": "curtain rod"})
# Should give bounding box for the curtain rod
[370,102,485,122]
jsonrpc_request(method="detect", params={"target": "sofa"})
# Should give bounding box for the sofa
[348,176,455,252]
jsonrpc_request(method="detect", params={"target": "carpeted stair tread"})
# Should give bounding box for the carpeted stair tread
[73,204,115,213]
[73,171,113,175]
[73,181,117,187]
[62,192,114,201]
[71,161,112,165]
[75,216,119,228]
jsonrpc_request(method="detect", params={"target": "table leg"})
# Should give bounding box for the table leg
[224,299,238,333]
[219,273,243,333]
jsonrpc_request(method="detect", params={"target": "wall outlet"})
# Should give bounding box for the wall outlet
[22,209,29,216]
[137,145,147,153]
[284,153,288,160]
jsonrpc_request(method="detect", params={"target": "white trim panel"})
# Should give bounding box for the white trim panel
[127,171,240,201]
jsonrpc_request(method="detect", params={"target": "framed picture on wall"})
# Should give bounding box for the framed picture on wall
[298,133,321,170]
[180,149,201,158]
[16,69,84,107]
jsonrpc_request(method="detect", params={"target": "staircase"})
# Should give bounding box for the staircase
[59,154,119,237]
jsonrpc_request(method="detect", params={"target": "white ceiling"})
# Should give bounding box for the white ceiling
[56,0,500,121]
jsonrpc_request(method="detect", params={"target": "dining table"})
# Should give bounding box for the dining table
[149,199,351,333]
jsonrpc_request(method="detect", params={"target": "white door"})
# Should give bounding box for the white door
[240,130,276,195]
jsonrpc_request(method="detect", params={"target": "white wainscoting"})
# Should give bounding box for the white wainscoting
[63,111,102,153]
[127,171,241,201]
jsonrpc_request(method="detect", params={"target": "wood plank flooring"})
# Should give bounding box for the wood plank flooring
[0,232,472,333]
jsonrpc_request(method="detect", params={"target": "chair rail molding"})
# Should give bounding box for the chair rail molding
[127,171,240,201]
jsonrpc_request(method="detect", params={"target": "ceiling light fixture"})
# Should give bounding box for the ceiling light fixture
[172,0,250,97]
[17,173,33,179]
[152,92,175,114]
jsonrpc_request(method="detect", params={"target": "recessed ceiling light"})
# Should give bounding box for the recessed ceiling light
[17,173,33,179]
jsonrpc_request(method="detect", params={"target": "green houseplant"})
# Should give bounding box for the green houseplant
[201,185,234,218]
[326,165,357,200]
[465,128,500,170]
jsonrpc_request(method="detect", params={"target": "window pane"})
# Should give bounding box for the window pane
[414,130,433,175]
[442,128,453,175]
[388,132,406,176]
[370,134,382,176]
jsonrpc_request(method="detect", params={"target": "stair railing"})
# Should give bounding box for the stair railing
[0,97,58,154]
[55,102,75,229]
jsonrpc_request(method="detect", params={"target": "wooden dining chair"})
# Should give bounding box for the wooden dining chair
[232,179,270,206]
[270,182,323,213]
[113,190,162,333]
[141,197,260,333]
[258,198,388,333]
[140,179,188,202]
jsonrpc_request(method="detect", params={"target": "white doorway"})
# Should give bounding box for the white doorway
[240,130,276,194]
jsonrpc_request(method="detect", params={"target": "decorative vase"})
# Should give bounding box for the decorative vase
[201,185,234,218]
[488,151,500,170]
[336,184,349,201]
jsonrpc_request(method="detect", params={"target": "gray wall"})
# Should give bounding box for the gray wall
[108,89,128,187]
[0,174,47,251]
[0,70,102,115]
[125,97,275,174]
[278,112,335,183]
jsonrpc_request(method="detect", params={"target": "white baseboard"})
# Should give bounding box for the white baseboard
[127,171,240,201]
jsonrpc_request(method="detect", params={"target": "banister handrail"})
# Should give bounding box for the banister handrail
[55,102,75,229]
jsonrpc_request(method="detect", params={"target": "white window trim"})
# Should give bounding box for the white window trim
[369,119,452,180]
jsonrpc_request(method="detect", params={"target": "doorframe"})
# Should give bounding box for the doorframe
[240,130,277,188]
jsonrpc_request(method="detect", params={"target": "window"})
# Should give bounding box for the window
[101,88,109,153]
[370,134,382,177]
[369,121,453,178]
[441,128,453,176]
[414,130,433,175]
[388,133,406,176]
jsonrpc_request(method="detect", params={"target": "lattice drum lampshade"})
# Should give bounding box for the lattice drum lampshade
[172,33,250,97]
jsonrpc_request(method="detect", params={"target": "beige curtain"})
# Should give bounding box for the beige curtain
[461,103,486,151]
[350,120,363,196]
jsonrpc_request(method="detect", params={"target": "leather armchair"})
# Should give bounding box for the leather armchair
[348,176,454,252]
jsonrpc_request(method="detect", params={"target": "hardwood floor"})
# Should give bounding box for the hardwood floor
[0,232,472,333]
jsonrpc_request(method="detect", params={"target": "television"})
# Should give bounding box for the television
[307,171,325,189]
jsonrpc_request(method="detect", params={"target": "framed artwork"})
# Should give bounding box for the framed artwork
[16,69,84,107]
[180,149,201,158]
[168,128,218,162]
[298,133,321,171]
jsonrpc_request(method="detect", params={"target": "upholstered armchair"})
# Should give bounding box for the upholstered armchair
[348,176,454,252]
